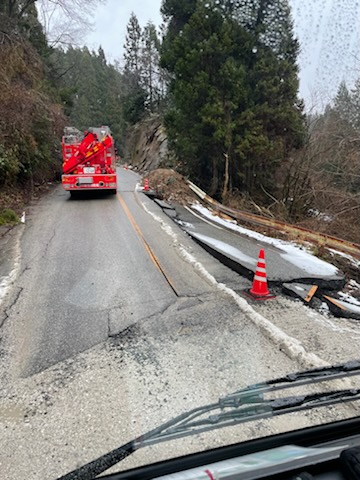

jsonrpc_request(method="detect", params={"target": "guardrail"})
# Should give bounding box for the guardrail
[187,180,360,260]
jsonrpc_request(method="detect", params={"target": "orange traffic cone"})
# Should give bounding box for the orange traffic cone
[249,249,274,299]
[144,178,149,191]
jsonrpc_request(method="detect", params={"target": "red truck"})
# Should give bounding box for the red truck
[61,126,117,196]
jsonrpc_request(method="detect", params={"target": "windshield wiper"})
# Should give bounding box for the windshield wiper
[58,360,360,480]
[223,359,360,402]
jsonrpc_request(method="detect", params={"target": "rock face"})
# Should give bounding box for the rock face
[123,116,172,173]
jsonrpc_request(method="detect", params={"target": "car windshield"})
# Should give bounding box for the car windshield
[0,1,359,479]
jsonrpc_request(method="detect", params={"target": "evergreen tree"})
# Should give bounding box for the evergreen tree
[161,0,198,36]
[334,81,353,124]
[161,0,305,199]
[54,46,126,145]
[160,0,198,72]
[350,79,360,131]
[123,12,146,123]
[141,21,161,112]
[124,12,143,86]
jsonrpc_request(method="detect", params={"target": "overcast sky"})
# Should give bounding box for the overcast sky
[84,0,360,111]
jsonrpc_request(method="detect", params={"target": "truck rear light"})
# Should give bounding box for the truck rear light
[109,183,116,187]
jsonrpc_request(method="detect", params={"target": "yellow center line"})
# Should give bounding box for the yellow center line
[116,192,178,296]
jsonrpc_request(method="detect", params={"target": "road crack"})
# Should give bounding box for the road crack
[0,287,24,329]
[107,310,111,338]
[0,228,55,331]
[41,228,56,259]
[18,228,56,277]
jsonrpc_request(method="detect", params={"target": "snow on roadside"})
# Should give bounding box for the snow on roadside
[191,203,360,315]
[331,297,360,313]
[328,249,360,268]
[349,280,360,289]
[190,232,257,265]
[0,235,21,307]
[325,251,360,308]
[338,292,360,311]
[192,203,339,276]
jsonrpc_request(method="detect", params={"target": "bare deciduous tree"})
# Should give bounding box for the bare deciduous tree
[37,0,105,46]
[0,0,105,46]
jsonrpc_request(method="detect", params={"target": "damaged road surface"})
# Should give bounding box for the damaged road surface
[170,205,345,290]
[1,169,360,480]
[145,191,359,320]
[0,171,217,377]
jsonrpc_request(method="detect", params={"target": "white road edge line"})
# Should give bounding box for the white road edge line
[184,205,224,230]
[136,187,329,370]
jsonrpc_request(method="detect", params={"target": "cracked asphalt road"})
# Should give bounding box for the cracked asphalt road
[2,171,216,377]
[0,168,358,480]
[1,169,249,378]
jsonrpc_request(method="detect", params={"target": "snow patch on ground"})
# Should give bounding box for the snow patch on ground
[338,292,360,307]
[333,298,360,314]
[318,302,330,315]
[0,237,21,306]
[192,204,339,276]
[308,209,333,222]
[279,245,338,276]
[175,219,194,229]
[328,249,360,267]
[190,232,257,265]
[349,280,360,289]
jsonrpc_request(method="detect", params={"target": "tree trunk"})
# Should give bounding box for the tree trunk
[222,152,229,201]
[210,157,218,196]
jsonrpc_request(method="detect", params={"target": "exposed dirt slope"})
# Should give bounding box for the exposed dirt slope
[146,169,197,205]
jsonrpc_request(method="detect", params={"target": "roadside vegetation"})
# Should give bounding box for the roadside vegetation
[0,0,121,218]
[0,0,358,244]
[0,208,18,226]
[0,2,65,212]
[126,1,359,244]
